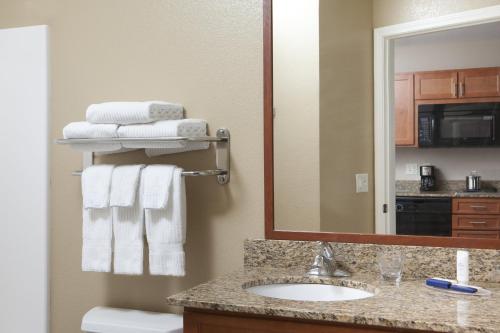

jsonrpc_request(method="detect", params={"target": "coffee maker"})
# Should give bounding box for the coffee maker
[420,165,436,191]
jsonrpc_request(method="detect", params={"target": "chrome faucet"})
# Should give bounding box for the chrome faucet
[306,242,351,277]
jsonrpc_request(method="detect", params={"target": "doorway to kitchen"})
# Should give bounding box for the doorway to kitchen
[373,5,500,235]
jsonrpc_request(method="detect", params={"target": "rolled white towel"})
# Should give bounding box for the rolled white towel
[63,121,121,153]
[118,119,210,154]
[86,101,184,125]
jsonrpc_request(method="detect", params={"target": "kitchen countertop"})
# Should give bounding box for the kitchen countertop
[166,267,500,333]
[397,190,500,198]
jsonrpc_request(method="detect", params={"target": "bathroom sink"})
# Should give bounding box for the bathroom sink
[245,283,375,302]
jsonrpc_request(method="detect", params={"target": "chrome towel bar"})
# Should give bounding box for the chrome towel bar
[56,128,231,185]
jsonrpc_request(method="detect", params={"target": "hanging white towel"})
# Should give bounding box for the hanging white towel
[117,119,209,153]
[63,121,122,153]
[81,165,115,272]
[82,165,115,209]
[110,165,145,275]
[141,165,176,209]
[143,167,186,276]
[110,165,145,207]
[86,101,184,125]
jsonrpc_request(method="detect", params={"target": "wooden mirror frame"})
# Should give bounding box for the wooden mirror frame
[263,0,500,249]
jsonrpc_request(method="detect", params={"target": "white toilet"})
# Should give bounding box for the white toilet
[82,307,183,333]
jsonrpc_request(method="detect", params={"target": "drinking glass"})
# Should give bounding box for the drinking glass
[377,250,404,283]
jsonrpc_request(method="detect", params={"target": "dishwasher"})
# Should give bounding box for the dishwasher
[396,197,452,236]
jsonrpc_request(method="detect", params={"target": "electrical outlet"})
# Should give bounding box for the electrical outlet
[356,174,369,193]
[405,163,418,175]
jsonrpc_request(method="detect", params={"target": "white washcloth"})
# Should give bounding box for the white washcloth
[110,165,145,207]
[81,165,115,273]
[144,167,186,276]
[82,165,115,209]
[86,101,184,125]
[141,165,176,209]
[117,119,209,151]
[110,165,145,275]
[63,121,121,153]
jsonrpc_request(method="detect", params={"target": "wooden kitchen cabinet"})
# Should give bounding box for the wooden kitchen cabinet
[395,73,415,146]
[414,70,458,100]
[452,230,499,239]
[458,68,500,98]
[452,198,500,239]
[184,309,429,333]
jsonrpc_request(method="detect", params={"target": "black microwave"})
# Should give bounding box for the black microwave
[418,102,500,147]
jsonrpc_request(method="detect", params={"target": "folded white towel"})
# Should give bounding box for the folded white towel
[81,165,115,273]
[111,165,145,275]
[110,165,145,207]
[63,121,121,153]
[141,165,176,209]
[117,119,209,151]
[144,167,186,276]
[145,142,210,157]
[86,101,184,125]
[82,165,115,209]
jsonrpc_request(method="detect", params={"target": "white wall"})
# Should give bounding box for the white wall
[273,0,321,231]
[0,26,49,333]
[395,22,500,181]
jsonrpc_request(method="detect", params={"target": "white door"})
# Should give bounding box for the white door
[0,25,49,333]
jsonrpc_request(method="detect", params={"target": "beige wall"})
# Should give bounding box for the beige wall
[2,0,500,332]
[273,0,320,231]
[0,1,262,332]
[373,0,500,27]
[319,0,374,233]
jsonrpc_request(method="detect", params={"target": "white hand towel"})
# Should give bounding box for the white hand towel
[110,165,145,207]
[86,101,184,125]
[81,165,115,273]
[110,165,145,275]
[82,208,113,272]
[63,121,122,153]
[144,167,186,276]
[117,119,209,151]
[141,165,176,209]
[82,165,115,209]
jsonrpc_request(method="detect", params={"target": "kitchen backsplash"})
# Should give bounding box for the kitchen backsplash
[396,148,500,181]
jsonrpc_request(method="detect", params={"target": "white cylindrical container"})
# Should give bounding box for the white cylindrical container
[457,250,470,285]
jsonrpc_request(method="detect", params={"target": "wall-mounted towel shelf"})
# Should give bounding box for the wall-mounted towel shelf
[56,128,231,185]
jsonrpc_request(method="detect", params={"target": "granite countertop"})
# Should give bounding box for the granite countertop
[396,190,500,198]
[166,267,500,333]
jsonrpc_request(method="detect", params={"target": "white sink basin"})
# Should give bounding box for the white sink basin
[246,283,374,302]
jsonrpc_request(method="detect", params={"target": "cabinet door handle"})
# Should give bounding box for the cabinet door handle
[469,221,487,224]
[470,205,487,210]
[452,81,457,97]
[459,82,465,97]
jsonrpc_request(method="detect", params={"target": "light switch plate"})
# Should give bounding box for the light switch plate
[405,163,418,175]
[356,173,369,193]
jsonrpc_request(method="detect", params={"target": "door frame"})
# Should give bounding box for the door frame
[374,5,500,234]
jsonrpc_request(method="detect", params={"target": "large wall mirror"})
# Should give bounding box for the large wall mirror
[264,0,500,249]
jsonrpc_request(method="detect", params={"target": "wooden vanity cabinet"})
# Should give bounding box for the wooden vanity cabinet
[184,309,432,333]
[452,198,500,239]
[395,73,416,146]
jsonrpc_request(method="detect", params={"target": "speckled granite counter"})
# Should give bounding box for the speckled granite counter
[396,190,500,198]
[396,180,500,198]
[167,267,500,333]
